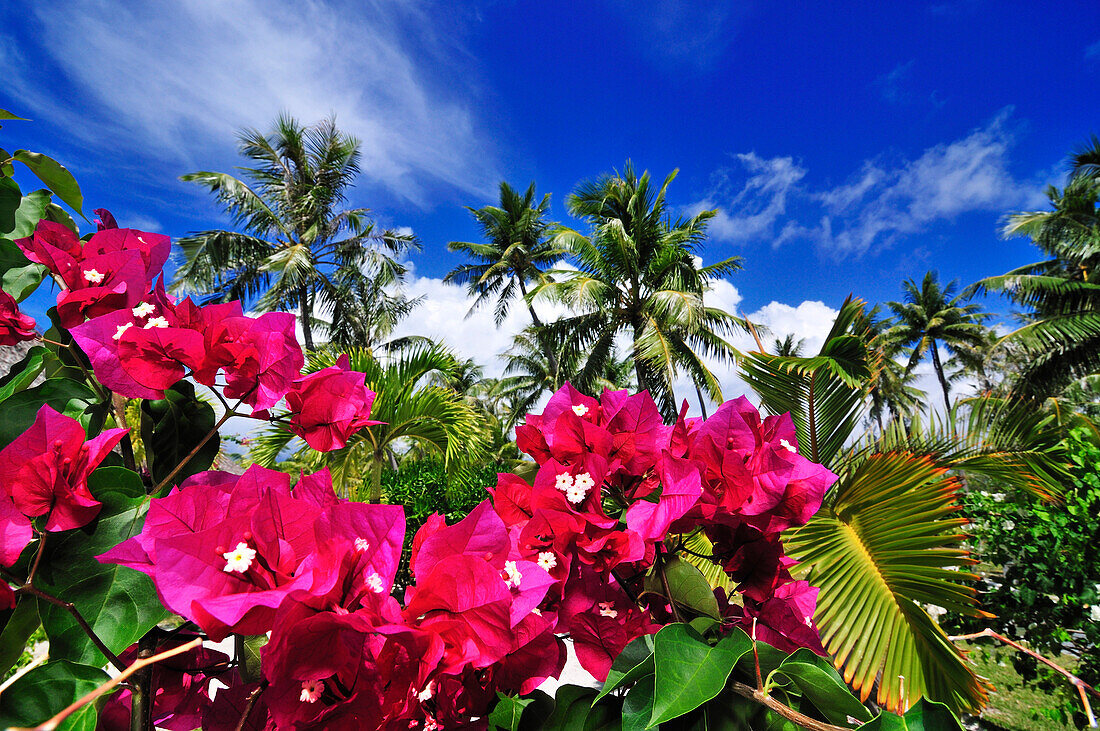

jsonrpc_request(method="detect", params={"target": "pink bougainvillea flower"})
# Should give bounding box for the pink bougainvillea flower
[93,208,118,230]
[15,219,82,277]
[83,227,171,282]
[0,492,33,568]
[0,580,14,611]
[0,289,36,345]
[55,249,147,328]
[204,312,304,410]
[117,325,205,391]
[740,580,827,655]
[0,404,126,532]
[411,501,509,583]
[70,309,165,399]
[624,452,703,543]
[709,519,788,602]
[285,354,380,451]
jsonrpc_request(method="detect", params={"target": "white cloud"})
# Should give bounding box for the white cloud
[690,153,806,244]
[5,0,497,204]
[698,109,1050,258]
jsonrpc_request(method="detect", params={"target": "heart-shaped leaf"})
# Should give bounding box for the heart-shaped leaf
[650,624,753,726]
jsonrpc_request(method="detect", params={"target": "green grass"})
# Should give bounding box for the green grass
[961,642,1082,730]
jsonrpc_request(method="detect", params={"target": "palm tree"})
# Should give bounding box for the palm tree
[738,297,1073,715]
[885,271,988,414]
[250,342,489,502]
[174,114,417,350]
[537,162,746,419]
[863,306,926,432]
[445,181,568,375]
[970,141,1100,398]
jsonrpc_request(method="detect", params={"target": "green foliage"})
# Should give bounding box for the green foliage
[140,380,220,487]
[0,660,109,731]
[649,624,753,725]
[0,378,99,447]
[0,597,41,678]
[35,468,168,667]
[950,426,1099,723]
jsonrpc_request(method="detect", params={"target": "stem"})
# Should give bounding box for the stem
[950,628,1099,726]
[16,585,125,672]
[729,681,852,731]
[234,683,267,731]
[26,533,47,586]
[130,633,158,731]
[6,638,202,731]
[150,402,237,495]
[112,393,139,473]
[656,545,683,624]
[745,318,766,354]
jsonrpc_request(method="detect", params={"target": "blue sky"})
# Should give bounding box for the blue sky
[2,0,1099,380]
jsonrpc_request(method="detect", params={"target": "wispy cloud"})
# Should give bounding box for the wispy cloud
[3,0,498,205]
[607,0,746,70]
[1087,39,1100,61]
[694,109,1049,257]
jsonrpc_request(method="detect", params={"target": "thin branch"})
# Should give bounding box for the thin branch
[729,680,852,731]
[950,628,1098,726]
[234,683,267,731]
[150,396,243,495]
[25,532,47,585]
[16,584,125,672]
[6,637,202,731]
[656,545,683,624]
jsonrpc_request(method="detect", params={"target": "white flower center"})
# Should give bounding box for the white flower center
[565,484,588,504]
[222,542,256,573]
[571,404,589,416]
[143,316,169,329]
[554,472,573,492]
[536,551,557,571]
[83,269,104,284]
[112,322,134,341]
[299,679,324,703]
[779,438,797,453]
[598,601,618,619]
[573,472,595,491]
[417,681,434,703]
[503,560,522,588]
[354,538,370,552]
[132,302,157,318]
[365,572,385,594]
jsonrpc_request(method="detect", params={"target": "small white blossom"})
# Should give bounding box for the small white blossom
[565,484,588,504]
[299,679,324,703]
[572,404,589,417]
[112,322,134,341]
[222,542,256,573]
[503,560,522,588]
[82,269,105,284]
[598,601,618,619]
[365,572,385,594]
[143,316,169,329]
[537,552,557,571]
[354,538,371,552]
[573,472,595,491]
[554,472,573,492]
[131,302,157,318]
[779,438,797,453]
[417,682,434,703]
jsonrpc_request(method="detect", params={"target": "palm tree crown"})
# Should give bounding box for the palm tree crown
[537,162,746,418]
[175,114,418,350]
[885,271,988,414]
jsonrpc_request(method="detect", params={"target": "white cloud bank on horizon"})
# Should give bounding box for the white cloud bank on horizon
[3,0,497,205]
[691,109,1051,258]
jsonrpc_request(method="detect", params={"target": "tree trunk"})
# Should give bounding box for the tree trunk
[930,340,952,415]
[517,276,559,382]
[694,382,709,419]
[298,287,315,351]
[369,455,383,504]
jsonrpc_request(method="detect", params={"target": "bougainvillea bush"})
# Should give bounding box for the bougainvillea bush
[0,135,968,730]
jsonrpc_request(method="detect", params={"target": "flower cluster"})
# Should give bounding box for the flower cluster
[0,288,36,345]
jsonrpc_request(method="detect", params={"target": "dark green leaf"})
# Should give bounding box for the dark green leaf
[86,466,146,511]
[11,188,51,239]
[0,345,52,402]
[12,150,83,215]
[0,177,19,233]
[0,596,41,678]
[543,685,598,730]
[650,624,753,726]
[44,201,79,234]
[488,693,534,730]
[860,699,966,730]
[0,236,47,301]
[597,633,655,701]
[0,659,108,731]
[0,378,98,448]
[35,492,169,667]
[583,696,622,730]
[622,674,655,731]
[239,634,269,684]
[141,380,219,486]
[643,556,720,619]
[769,648,872,725]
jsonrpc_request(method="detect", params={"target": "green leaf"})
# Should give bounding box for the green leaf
[12,150,83,215]
[543,685,598,730]
[649,623,753,727]
[584,696,622,730]
[0,659,108,731]
[0,345,52,402]
[87,466,146,510]
[238,633,269,684]
[35,490,169,667]
[0,177,19,233]
[11,188,51,239]
[643,556,720,619]
[141,380,219,486]
[488,693,535,730]
[0,378,98,448]
[0,596,41,678]
[768,648,872,725]
[860,699,966,730]
[622,674,655,731]
[597,633,655,701]
[44,201,79,234]
[0,109,28,123]
[0,236,47,301]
